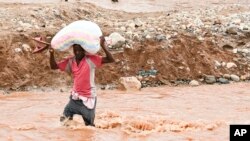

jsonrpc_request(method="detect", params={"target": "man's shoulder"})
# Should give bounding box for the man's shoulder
[86,55,102,68]
[86,54,101,57]
[86,54,102,60]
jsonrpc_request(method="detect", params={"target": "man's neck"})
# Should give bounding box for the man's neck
[75,56,85,66]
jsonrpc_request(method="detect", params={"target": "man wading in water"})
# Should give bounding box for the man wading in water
[49,36,114,126]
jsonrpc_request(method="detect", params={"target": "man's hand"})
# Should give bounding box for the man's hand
[49,48,54,54]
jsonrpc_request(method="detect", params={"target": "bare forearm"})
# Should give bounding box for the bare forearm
[103,45,114,60]
[50,52,58,69]
[101,43,115,63]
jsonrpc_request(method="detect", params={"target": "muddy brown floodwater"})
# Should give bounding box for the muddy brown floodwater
[1,82,250,141]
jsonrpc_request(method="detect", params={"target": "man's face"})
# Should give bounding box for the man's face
[73,45,85,60]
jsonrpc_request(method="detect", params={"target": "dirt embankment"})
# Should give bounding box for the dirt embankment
[0,2,250,90]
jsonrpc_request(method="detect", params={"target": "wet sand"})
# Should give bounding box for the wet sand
[1,83,250,141]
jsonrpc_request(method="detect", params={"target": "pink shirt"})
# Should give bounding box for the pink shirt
[57,55,102,109]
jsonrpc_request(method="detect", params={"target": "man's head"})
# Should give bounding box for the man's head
[73,44,86,60]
